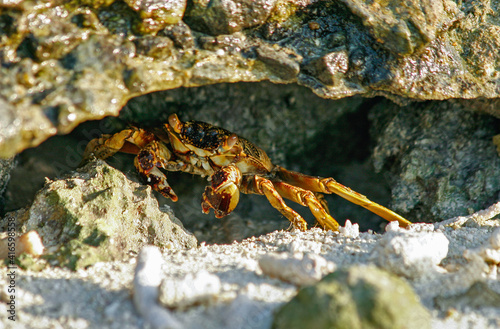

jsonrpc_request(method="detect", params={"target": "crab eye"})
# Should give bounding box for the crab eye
[223,134,238,151]
[168,114,182,133]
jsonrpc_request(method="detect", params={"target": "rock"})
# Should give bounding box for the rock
[0,230,44,259]
[434,281,500,311]
[158,20,195,49]
[338,219,359,239]
[435,201,500,229]
[133,246,183,329]
[158,270,222,309]
[259,252,335,286]
[339,0,461,55]
[273,265,431,329]
[2,0,500,158]
[370,226,449,279]
[184,0,278,35]
[255,44,301,82]
[463,227,500,265]
[370,100,500,222]
[0,157,15,214]
[303,50,349,86]
[124,0,187,34]
[6,159,196,270]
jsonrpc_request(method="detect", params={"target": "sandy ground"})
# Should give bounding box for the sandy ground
[1,204,500,329]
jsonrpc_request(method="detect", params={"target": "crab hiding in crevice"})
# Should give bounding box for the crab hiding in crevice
[82,114,411,231]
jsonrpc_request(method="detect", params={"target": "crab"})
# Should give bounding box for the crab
[82,114,412,231]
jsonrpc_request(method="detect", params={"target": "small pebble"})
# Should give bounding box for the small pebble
[133,246,182,329]
[371,230,449,278]
[259,252,335,286]
[159,270,221,309]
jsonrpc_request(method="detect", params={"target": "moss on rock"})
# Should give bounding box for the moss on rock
[273,265,431,329]
[8,159,196,270]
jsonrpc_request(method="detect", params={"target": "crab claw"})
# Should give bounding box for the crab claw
[201,185,240,218]
[201,164,242,218]
[145,167,179,202]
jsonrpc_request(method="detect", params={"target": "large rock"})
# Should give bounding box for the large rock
[5,159,197,269]
[1,0,500,157]
[370,100,500,222]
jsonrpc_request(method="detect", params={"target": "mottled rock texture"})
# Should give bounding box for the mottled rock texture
[1,0,500,157]
[3,159,196,269]
[273,265,431,329]
[370,100,500,222]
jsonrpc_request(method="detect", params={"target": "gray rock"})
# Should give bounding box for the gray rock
[1,0,500,158]
[0,157,15,214]
[273,265,431,329]
[185,0,278,35]
[370,100,500,222]
[6,159,196,270]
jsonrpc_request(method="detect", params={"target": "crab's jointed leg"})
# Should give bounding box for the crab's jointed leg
[242,175,309,231]
[275,166,412,228]
[134,141,178,201]
[272,181,340,231]
[82,128,154,162]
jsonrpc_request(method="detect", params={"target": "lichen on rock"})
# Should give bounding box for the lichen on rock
[1,0,500,158]
[273,265,431,329]
[5,159,196,270]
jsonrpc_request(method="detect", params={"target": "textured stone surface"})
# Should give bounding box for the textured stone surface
[1,0,500,157]
[273,265,431,329]
[338,0,460,55]
[0,157,15,214]
[370,100,500,223]
[371,223,449,279]
[4,159,196,269]
[185,0,278,35]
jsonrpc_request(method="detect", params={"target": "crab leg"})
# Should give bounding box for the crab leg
[243,176,308,231]
[275,166,412,228]
[272,181,340,231]
[135,141,178,201]
[82,128,154,162]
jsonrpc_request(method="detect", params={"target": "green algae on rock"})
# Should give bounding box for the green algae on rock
[273,265,431,329]
[2,0,500,159]
[338,0,461,56]
[5,159,196,270]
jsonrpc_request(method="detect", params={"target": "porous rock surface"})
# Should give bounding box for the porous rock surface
[1,0,500,157]
[1,159,196,269]
[370,99,500,223]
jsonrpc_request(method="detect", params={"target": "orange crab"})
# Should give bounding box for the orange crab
[82,114,412,231]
